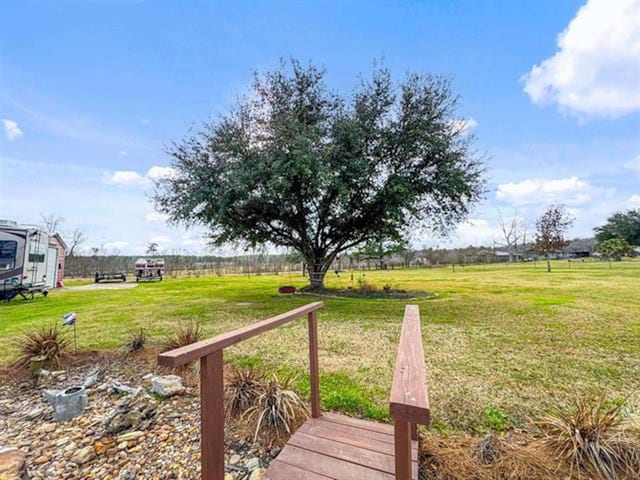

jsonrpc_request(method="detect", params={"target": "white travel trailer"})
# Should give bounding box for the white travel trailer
[0,220,64,293]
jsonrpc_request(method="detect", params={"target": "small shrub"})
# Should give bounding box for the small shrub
[244,374,309,441]
[163,322,203,351]
[383,283,393,293]
[357,276,377,293]
[124,328,147,353]
[13,324,71,369]
[225,366,265,419]
[538,395,640,480]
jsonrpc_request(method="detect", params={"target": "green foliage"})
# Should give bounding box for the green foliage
[598,238,635,261]
[594,209,640,246]
[153,59,484,288]
[482,406,507,432]
[316,372,388,421]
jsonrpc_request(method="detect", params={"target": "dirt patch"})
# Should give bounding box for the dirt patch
[298,287,436,300]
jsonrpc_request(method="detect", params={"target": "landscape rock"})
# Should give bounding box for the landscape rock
[0,354,276,479]
[70,445,95,465]
[104,392,157,434]
[0,447,27,479]
[22,406,44,420]
[110,381,141,396]
[116,431,144,443]
[245,457,260,471]
[150,375,185,397]
[249,468,267,480]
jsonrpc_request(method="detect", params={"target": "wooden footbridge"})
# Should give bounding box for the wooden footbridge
[158,302,429,480]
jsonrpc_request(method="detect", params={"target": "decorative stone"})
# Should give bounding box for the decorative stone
[23,406,44,420]
[93,439,115,455]
[110,381,141,396]
[70,445,95,465]
[0,447,27,479]
[249,468,267,480]
[34,454,50,465]
[43,386,88,422]
[150,375,184,398]
[116,431,144,443]
[245,457,260,471]
[104,392,157,434]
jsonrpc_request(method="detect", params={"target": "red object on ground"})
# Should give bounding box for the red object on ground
[279,286,296,294]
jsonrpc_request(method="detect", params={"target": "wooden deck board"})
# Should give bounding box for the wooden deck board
[266,413,418,480]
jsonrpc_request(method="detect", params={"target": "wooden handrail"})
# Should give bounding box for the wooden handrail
[157,301,324,480]
[158,301,324,367]
[390,304,429,480]
[389,304,430,424]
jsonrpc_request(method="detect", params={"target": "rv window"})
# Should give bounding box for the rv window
[0,240,17,270]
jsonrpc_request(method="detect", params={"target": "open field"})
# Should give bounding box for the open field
[1,260,638,434]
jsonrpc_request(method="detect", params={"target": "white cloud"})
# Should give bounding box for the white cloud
[625,155,640,174]
[105,165,176,188]
[496,176,603,206]
[145,211,170,223]
[629,194,640,208]
[448,117,478,136]
[146,165,176,181]
[105,170,150,187]
[522,0,640,119]
[1,119,23,140]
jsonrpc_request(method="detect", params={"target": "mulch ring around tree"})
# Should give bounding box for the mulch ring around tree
[297,287,437,300]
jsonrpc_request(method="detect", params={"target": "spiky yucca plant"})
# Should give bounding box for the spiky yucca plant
[538,395,640,480]
[13,324,71,368]
[163,322,203,351]
[225,366,265,419]
[124,328,148,353]
[244,374,309,441]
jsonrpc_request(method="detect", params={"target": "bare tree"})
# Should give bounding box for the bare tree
[40,213,65,234]
[66,228,86,257]
[495,209,527,262]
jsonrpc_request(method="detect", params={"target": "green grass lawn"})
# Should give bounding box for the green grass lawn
[1,260,638,433]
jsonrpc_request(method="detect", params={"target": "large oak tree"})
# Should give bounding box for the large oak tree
[153,60,485,289]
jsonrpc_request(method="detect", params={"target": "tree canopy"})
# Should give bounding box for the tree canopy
[533,204,574,272]
[594,209,640,246]
[153,60,485,288]
[597,238,635,263]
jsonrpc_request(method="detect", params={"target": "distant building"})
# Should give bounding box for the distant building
[566,238,597,258]
[49,233,67,288]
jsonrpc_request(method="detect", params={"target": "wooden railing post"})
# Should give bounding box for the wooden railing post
[308,310,320,418]
[394,419,412,480]
[200,350,225,480]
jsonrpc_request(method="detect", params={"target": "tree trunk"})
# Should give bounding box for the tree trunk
[307,260,327,290]
[546,256,551,273]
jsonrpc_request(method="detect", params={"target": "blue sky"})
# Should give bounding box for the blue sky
[1,0,638,254]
